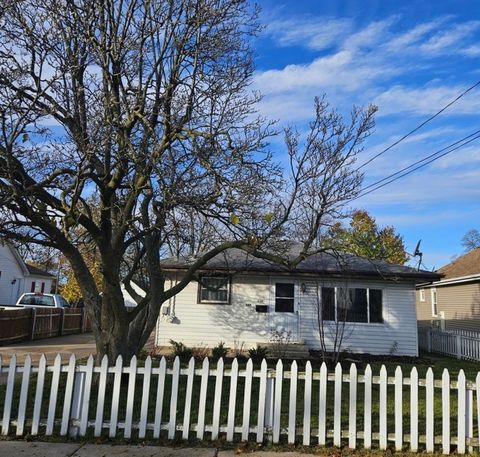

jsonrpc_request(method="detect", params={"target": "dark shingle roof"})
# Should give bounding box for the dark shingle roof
[162,244,441,282]
[25,263,55,278]
[438,248,480,279]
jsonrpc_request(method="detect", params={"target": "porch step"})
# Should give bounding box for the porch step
[259,342,311,360]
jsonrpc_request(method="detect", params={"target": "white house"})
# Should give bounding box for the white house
[155,245,440,357]
[0,243,55,305]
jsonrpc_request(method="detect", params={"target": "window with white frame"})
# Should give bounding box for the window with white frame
[321,286,383,323]
[198,275,230,304]
[431,288,438,316]
[275,282,295,313]
[419,288,425,302]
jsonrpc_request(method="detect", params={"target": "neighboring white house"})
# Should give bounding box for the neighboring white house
[155,245,440,357]
[0,243,55,305]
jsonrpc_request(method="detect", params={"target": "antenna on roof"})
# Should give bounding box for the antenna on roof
[413,239,423,271]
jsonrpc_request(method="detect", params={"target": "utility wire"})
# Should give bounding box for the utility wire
[353,130,480,200]
[356,79,480,171]
[360,129,480,193]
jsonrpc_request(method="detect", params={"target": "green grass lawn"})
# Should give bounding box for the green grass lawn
[0,351,479,453]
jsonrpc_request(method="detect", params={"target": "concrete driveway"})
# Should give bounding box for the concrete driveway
[0,333,96,365]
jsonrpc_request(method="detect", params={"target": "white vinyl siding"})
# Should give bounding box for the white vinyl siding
[156,273,419,356]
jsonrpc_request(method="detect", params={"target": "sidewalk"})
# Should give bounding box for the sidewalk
[0,442,308,457]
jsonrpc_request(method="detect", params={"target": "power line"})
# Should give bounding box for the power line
[356,79,480,171]
[360,129,480,193]
[353,130,480,200]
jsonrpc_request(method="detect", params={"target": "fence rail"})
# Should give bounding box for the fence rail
[0,307,90,345]
[419,327,480,362]
[1,354,479,454]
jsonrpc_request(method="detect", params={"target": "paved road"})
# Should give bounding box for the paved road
[0,333,97,365]
[0,442,308,457]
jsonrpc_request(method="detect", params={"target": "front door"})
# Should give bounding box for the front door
[269,278,299,342]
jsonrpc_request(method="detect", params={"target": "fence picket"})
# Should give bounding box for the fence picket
[476,373,480,452]
[273,359,283,444]
[410,367,418,452]
[124,355,138,439]
[318,362,327,446]
[16,355,32,436]
[303,361,312,446]
[288,360,298,444]
[79,355,94,437]
[442,369,450,455]
[241,359,253,441]
[32,354,46,436]
[182,357,195,440]
[256,359,268,443]
[153,357,166,439]
[426,368,434,452]
[197,357,209,440]
[364,364,372,449]
[349,364,357,449]
[168,356,180,440]
[46,354,62,435]
[94,355,109,437]
[458,370,466,454]
[334,363,342,447]
[109,355,123,438]
[139,356,152,439]
[1,355,16,435]
[60,354,76,436]
[227,358,239,441]
[211,358,224,440]
[394,366,402,451]
[379,365,387,450]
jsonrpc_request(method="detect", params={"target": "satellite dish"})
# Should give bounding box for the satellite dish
[413,239,423,270]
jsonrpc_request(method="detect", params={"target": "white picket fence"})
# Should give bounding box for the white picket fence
[419,327,480,362]
[1,353,480,454]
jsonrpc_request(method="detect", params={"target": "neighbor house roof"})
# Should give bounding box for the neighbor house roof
[438,248,480,280]
[25,263,55,278]
[162,244,441,283]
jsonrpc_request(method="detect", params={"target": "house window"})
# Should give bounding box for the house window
[41,282,45,293]
[30,281,36,292]
[198,275,230,304]
[321,287,383,324]
[419,289,425,302]
[431,288,438,316]
[275,283,295,313]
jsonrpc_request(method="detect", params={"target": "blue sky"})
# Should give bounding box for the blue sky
[252,0,480,269]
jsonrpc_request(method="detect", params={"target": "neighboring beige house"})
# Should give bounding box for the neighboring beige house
[416,248,480,332]
[156,245,439,357]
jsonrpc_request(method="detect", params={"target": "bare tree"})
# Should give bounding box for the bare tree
[0,0,376,360]
[461,229,480,252]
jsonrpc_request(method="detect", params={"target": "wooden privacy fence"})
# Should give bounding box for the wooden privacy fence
[1,355,480,454]
[419,327,480,362]
[0,308,91,345]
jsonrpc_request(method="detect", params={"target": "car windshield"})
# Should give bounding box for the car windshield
[19,294,55,306]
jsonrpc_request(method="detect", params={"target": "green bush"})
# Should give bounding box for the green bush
[211,341,228,361]
[169,339,193,361]
[248,345,269,362]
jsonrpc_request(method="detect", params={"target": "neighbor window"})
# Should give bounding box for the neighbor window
[198,275,230,304]
[419,288,425,302]
[321,287,383,323]
[431,288,438,316]
[275,282,295,313]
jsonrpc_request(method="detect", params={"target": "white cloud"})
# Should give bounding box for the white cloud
[373,85,480,116]
[266,17,353,50]
[419,21,480,55]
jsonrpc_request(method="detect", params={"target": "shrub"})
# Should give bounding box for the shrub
[169,339,193,361]
[248,345,269,362]
[212,341,228,361]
